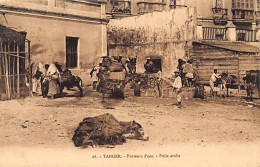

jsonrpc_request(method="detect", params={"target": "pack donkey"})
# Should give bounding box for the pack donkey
[41,65,83,98]
[217,72,237,98]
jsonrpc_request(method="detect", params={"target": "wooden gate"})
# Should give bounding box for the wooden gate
[0,26,31,100]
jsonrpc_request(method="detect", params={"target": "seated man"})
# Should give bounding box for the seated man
[144,59,157,74]
[183,60,194,87]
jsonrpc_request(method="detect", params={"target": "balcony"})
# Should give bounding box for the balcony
[137,1,166,14]
[106,0,131,17]
[232,9,255,23]
[212,8,228,25]
[236,29,256,42]
[255,11,260,24]
[203,27,227,41]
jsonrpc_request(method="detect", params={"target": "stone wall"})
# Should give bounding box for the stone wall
[108,7,196,77]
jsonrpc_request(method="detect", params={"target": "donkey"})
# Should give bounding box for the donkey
[59,69,83,97]
[41,69,83,98]
[217,72,237,98]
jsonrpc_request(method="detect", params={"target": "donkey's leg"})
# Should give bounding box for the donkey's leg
[223,81,227,98]
[220,83,226,98]
[60,85,64,97]
[226,87,229,97]
[76,83,83,97]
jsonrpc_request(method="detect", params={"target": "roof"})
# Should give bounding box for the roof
[194,41,260,53]
[0,24,25,43]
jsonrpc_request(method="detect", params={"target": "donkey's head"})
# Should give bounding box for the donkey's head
[122,120,148,141]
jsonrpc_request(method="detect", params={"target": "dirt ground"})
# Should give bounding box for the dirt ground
[0,87,260,167]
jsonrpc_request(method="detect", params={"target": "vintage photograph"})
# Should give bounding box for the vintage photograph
[0,0,260,166]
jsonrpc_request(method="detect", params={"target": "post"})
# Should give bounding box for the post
[237,54,240,92]
[0,41,4,99]
[196,23,203,41]
[226,21,237,42]
[8,44,11,97]
[4,45,11,99]
[17,44,20,97]
[28,40,31,96]
[13,54,15,95]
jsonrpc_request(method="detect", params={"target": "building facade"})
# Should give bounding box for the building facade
[106,0,260,43]
[0,0,108,83]
[184,0,260,42]
[186,0,260,88]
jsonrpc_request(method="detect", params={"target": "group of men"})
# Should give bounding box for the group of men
[173,59,228,108]
[172,59,196,109]
[90,56,137,90]
[26,55,223,107]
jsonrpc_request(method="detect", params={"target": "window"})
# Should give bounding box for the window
[250,0,253,8]
[66,37,79,68]
[237,0,240,8]
[232,0,235,8]
[241,0,244,8]
[232,0,254,9]
[144,58,162,73]
[214,0,223,8]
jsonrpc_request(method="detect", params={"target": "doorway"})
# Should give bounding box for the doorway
[66,37,79,68]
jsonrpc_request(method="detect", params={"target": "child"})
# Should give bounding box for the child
[172,71,182,108]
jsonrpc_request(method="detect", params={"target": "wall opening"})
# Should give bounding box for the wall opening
[144,58,162,73]
[66,36,79,68]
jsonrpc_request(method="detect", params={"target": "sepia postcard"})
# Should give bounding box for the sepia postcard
[0,0,260,166]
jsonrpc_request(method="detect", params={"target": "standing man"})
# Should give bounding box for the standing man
[46,63,61,98]
[209,69,221,97]
[172,71,182,108]
[31,62,46,95]
[90,63,101,90]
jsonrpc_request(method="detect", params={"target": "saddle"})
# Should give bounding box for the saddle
[60,69,73,83]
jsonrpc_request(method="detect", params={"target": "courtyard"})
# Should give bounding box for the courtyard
[0,87,259,167]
